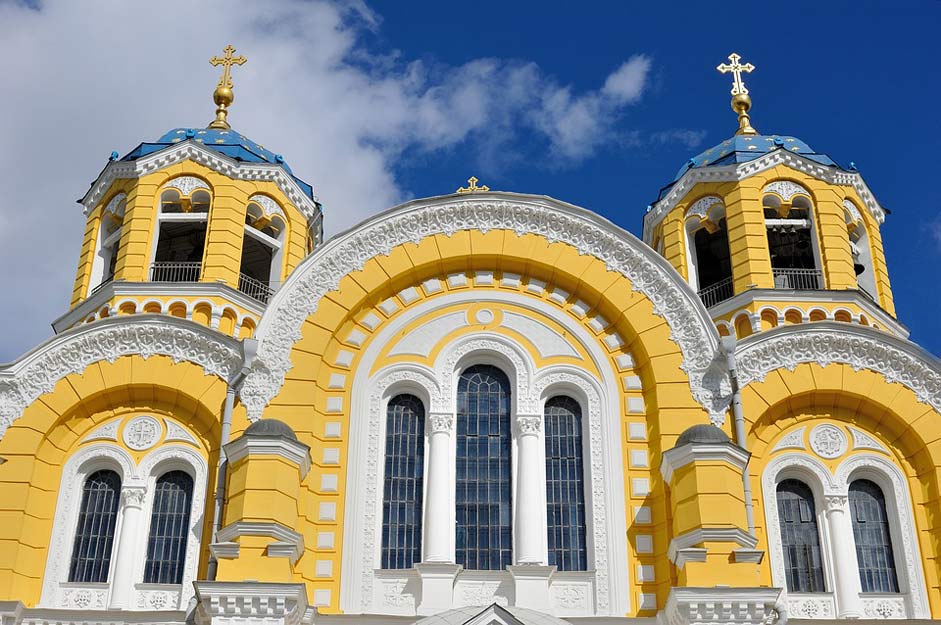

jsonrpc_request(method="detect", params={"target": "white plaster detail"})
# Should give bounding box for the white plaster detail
[320,474,338,493]
[360,312,381,331]
[474,271,494,286]
[763,180,811,201]
[334,350,354,368]
[843,199,863,224]
[630,449,649,468]
[686,196,723,220]
[379,298,399,315]
[315,560,333,578]
[322,448,340,465]
[639,593,657,611]
[501,273,521,288]
[104,192,127,217]
[603,334,623,350]
[82,420,121,443]
[631,478,650,497]
[526,279,546,295]
[447,274,467,288]
[328,373,347,389]
[627,396,645,414]
[317,531,335,549]
[389,311,467,357]
[548,287,569,305]
[570,300,588,318]
[848,426,888,453]
[122,416,162,451]
[788,595,835,619]
[635,535,653,554]
[163,419,199,446]
[326,397,343,413]
[499,312,580,359]
[163,176,209,196]
[809,424,847,459]
[422,278,442,294]
[623,375,642,390]
[637,564,655,582]
[324,422,342,438]
[248,194,285,219]
[634,506,652,524]
[318,502,337,522]
[399,287,420,303]
[770,427,806,453]
[628,422,647,440]
[474,308,494,324]
[615,353,635,369]
[345,329,366,347]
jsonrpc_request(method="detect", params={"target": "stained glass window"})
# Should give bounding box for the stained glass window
[776,479,826,592]
[545,396,587,571]
[69,470,121,583]
[381,394,425,569]
[850,479,899,593]
[456,365,512,570]
[144,470,193,584]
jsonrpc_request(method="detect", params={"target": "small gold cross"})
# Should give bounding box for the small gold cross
[457,176,490,194]
[210,44,247,89]
[716,52,755,96]
[208,44,248,130]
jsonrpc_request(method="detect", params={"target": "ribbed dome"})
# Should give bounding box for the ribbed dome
[676,423,730,446]
[672,133,837,182]
[243,419,297,441]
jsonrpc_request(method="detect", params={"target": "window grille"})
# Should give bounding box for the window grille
[69,470,121,583]
[456,365,512,570]
[144,470,193,584]
[544,396,587,571]
[776,479,826,592]
[381,394,425,569]
[850,479,899,593]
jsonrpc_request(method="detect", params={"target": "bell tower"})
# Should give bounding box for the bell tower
[644,53,901,340]
[57,46,323,338]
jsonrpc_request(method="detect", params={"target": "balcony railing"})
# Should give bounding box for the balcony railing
[238,272,276,304]
[150,261,201,283]
[773,268,822,290]
[697,276,734,308]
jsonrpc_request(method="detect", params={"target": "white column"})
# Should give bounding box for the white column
[515,415,544,564]
[824,494,863,619]
[109,485,147,609]
[423,413,453,563]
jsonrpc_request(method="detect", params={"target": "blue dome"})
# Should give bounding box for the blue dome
[673,134,838,182]
[121,127,314,200]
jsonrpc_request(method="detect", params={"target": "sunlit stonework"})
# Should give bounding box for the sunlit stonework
[1,50,939,625]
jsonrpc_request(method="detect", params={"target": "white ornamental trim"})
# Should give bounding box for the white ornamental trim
[809,424,847,459]
[762,180,811,201]
[80,141,320,223]
[248,194,286,219]
[644,150,887,242]
[244,193,725,421]
[843,199,863,225]
[686,195,723,220]
[123,415,163,451]
[163,175,209,196]
[735,322,941,416]
[770,427,806,453]
[0,316,243,437]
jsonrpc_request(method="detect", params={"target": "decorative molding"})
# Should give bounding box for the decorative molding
[104,193,127,217]
[248,194,286,219]
[809,424,847,459]
[429,413,453,433]
[81,420,120,443]
[862,596,906,619]
[770,427,805,453]
[667,527,758,564]
[81,141,320,222]
[762,180,810,201]
[224,434,311,476]
[848,426,887,453]
[516,416,542,435]
[0,316,242,437]
[644,149,887,243]
[787,595,836,619]
[245,193,725,422]
[122,416,162,451]
[193,582,314,625]
[735,323,941,417]
[121,485,148,508]
[843,199,863,224]
[660,442,750,483]
[686,196,723,220]
[163,176,209,196]
[659,587,783,625]
[164,418,200,446]
[216,522,304,565]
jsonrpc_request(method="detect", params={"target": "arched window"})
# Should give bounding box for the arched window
[381,394,425,569]
[843,201,877,300]
[456,365,512,570]
[69,470,121,583]
[763,193,823,290]
[151,187,210,282]
[144,470,194,584]
[89,194,126,294]
[685,198,733,307]
[850,479,899,593]
[776,479,826,592]
[239,197,286,303]
[544,396,587,571]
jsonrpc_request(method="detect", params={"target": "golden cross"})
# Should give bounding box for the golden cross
[457,176,490,194]
[210,44,247,89]
[716,53,755,96]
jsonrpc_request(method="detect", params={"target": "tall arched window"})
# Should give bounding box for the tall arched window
[456,365,511,570]
[544,396,587,571]
[69,470,121,583]
[144,470,194,584]
[776,479,826,592]
[763,193,823,290]
[151,187,210,282]
[239,197,286,303]
[684,198,733,307]
[850,479,899,593]
[381,394,425,569]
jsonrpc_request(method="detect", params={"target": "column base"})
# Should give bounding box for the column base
[507,565,556,610]
[414,562,462,616]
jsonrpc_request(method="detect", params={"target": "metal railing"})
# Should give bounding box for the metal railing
[150,261,201,283]
[773,268,822,290]
[238,273,276,304]
[697,276,734,308]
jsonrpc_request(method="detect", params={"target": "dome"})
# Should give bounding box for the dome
[414,604,571,625]
[672,133,838,183]
[243,418,297,441]
[676,423,730,446]
[121,127,314,200]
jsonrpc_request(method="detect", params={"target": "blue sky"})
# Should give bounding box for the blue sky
[0,0,937,358]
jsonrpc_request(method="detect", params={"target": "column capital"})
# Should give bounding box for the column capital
[516,415,542,435]
[824,493,848,512]
[121,485,147,508]
[428,413,453,433]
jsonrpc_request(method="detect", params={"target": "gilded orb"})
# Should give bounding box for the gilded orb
[731,93,752,113]
[214,86,234,107]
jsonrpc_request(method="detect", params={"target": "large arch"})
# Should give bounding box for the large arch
[243,192,726,420]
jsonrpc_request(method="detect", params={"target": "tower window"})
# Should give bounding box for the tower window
[144,470,194,584]
[763,193,823,289]
[685,198,733,307]
[456,365,512,570]
[776,479,826,593]
[544,396,587,571]
[239,198,285,304]
[380,394,425,569]
[69,470,121,583]
[151,188,210,282]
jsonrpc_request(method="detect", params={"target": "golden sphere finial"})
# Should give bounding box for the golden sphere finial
[208,45,247,130]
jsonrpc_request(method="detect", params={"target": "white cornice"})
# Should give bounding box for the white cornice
[643,149,886,242]
[661,587,783,625]
[216,521,305,565]
[245,192,729,421]
[667,528,759,564]
[81,141,321,222]
[735,322,941,415]
[0,316,242,437]
[660,442,750,483]
[224,434,312,476]
[193,581,313,625]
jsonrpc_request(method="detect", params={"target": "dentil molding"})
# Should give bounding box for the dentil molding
[244,193,726,421]
[0,316,243,437]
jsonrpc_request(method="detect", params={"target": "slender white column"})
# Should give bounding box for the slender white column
[824,494,863,619]
[109,485,147,609]
[515,415,544,564]
[423,413,453,562]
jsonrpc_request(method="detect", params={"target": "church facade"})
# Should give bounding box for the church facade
[1,50,940,625]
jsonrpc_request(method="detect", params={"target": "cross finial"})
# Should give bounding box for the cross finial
[716,52,758,135]
[208,44,248,130]
[457,176,490,194]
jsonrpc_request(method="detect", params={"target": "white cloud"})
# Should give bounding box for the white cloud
[0,0,678,361]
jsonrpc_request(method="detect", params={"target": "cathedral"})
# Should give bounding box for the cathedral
[1,47,940,625]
